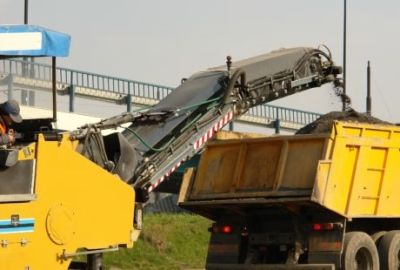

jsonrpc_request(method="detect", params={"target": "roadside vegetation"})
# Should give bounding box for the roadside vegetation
[104,213,212,270]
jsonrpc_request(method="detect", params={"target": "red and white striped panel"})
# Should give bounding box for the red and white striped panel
[193,110,233,150]
[148,159,183,193]
[148,110,233,193]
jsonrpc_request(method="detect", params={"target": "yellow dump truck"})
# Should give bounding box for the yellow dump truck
[179,121,400,270]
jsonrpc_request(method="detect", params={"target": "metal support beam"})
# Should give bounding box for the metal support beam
[274,119,280,134]
[28,90,35,106]
[126,94,132,112]
[21,90,28,105]
[366,61,371,115]
[23,0,29,77]
[69,85,75,112]
[7,74,13,100]
[342,0,347,112]
[274,107,280,134]
[228,121,234,131]
[24,0,28,24]
[52,57,57,122]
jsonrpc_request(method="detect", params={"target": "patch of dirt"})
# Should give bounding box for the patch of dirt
[296,109,392,135]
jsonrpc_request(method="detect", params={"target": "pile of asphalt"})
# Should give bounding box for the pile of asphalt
[296,109,391,135]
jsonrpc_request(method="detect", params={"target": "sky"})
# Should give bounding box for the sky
[1,0,400,122]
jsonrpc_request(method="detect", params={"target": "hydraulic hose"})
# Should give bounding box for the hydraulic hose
[223,68,246,106]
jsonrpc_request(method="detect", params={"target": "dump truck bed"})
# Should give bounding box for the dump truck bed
[179,121,400,219]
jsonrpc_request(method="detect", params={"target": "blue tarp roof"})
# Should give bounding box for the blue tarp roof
[0,25,70,57]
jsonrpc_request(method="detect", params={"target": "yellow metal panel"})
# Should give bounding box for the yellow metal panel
[363,128,391,139]
[0,134,135,270]
[345,146,385,216]
[321,140,359,215]
[190,135,327,199]
[311,160,331,205]
[317,121,400,218]
[214,130,266,140]
[338,125,362,137]
[392,130,400,140]
[192,143,241,195]
[236,141,282,191]
[376,148,400,216]
[280,139,325,189]
[178,168,196,204]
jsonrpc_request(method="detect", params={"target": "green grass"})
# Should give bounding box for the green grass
[104,213,212,270]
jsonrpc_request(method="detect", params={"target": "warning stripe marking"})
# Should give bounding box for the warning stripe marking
[194,110,233,150]
[148,110,233,193]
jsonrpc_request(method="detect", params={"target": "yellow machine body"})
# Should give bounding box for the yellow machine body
[0,134,136,270]
[181,121,400,218]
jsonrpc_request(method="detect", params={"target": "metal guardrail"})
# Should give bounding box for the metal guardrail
[0,59,174,101]
[247,105,321,126]
[0,59,321,130]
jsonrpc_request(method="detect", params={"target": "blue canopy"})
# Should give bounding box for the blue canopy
[0,25,70,57]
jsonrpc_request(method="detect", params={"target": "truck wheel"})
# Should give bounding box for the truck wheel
[342,232,379,270]
[371,231,386,244]
[377,230,400,270]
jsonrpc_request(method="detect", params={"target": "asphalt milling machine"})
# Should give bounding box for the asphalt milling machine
[0,25,342,270]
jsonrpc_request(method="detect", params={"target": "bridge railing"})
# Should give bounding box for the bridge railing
[0,58,321,130]
[0,59,174,100]
[247,105,321,126]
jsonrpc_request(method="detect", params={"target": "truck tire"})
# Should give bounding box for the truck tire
[377,230,400,270]
[342,232,379,270]
[371,231,386,244]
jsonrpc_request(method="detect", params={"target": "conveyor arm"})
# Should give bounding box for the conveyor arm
[72,47,342,202]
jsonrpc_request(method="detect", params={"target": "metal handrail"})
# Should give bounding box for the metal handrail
[247,105,321,126]
[0,58,321,128]
[0,59,174,100]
